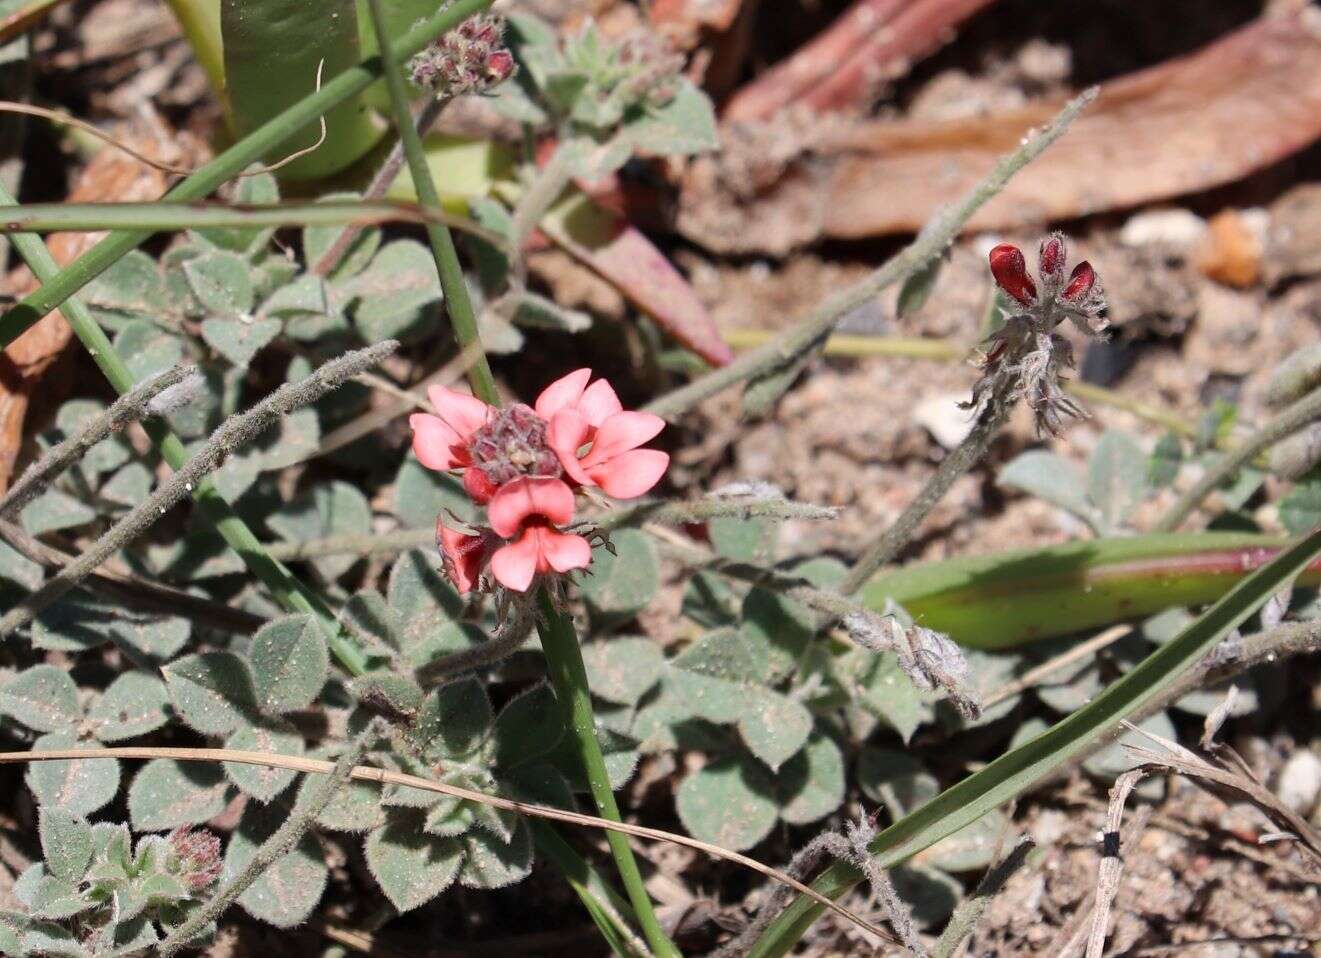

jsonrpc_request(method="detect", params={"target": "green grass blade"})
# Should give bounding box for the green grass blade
[749,522,1321,957]
[0,0,493,353]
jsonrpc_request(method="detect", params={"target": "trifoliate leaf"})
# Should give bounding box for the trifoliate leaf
[349,240,441,342]
[340,589,401,652]
[491,682,563,770]
[38,809,93,883]
[413,678,492,762]
[388,549,463,653]
[197,170,278,252]
[20,488,96,536]
[777,732,845,824]
[113,320,185,382]
[858,747,938,820]
[999,450,1099,533]
[458,822,533,889]
[394,456,478,528]
[1088,431,1148,532]
[129,759,230,831]
[737,688,812,772]
[200,316,281,366]
[580,529,659,619]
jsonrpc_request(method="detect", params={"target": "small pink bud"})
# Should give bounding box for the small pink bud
[1038,233,1066,287]
[1062,261,1096,302]
[486,50,515,82]
[989,244,1037,306]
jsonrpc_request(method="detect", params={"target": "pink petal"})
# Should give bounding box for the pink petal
[438,521,484,594]
[547,409,595,486]
[463,468,498,505]
[588,449,670,500]
[410,413,465,470]
[540,529,592,573]
[580,412,666,469]
[577,379,623,426]
[534,368,592,420]
[490,532,539,592]
[426,386,491,442]
[487,476,576,538]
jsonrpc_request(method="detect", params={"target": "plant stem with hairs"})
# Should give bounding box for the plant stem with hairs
[641,89,1096,421]
[157,723,384,956]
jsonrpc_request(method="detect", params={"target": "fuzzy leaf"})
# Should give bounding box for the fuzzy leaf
[225,804,327,928]
[999,450,1098,531]
[365,815,463,913]
[223,721,303,801]
[99,462,153,509]
[1148,432,1184,488]
[858,747,939,820]
[38,809,92,883]
[777,732,845,824]
[394,456,479,528]
[387,549,463,651]
[580,529,659,619]
[27,872,90,920]
[267,481,372,581]
[0,538,43,592]
[623,78,717,156]
[0,665,81,733]
[914,808,1009,872]
[350,672,424,721]
[340,589,401,652]
[113,320,185,383]
[1083,709,1177,780]
[308,777,385,833]
[163,652,259,736]
[405,622,488,672]
[583,637,664,706]
[737,688,812,772]
[84,250,169,326]
[676,753,777,851]
[740,587,813,682]
[183,249,255,316]
[349,240,441,342]
[303,210,381,281]
[1279,479,1321,535]
[680,571,741,628]
[26,733,119,817]
[492,682,563,769]
[129,759,230,831]
[200,316,281,366]
[87,672,170,742]
[197,170,278,252]
[248,614,329,714]
[1088,431,1148,532]
[709,515,776,563]
[20,488,96,536]
[458,822,533,889]
[413,678,492,762]
[850,652,935,744]
[673,627,761,683]
[54,399,130,475]
[31,594,191,660]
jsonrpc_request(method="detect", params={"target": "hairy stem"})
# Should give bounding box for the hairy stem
[839,400,1011,595]
[366,0,498,406]
[157,723,383,955]
[1156,383,1321,531]
[0,343,397,639]
[535,590,679,958]
[642,89,1096,421]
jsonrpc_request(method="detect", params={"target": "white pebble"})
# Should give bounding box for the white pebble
[1119,208,1207,249]
[1276,749,1321,815]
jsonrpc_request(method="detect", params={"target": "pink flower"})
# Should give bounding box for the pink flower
[437,520,495,595]
[410,386,492,472]
[487,477,591,592]
[536,369,669,499]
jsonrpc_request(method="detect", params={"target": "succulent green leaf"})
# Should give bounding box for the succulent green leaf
[87,672,170,742]
[580,529,659,619]
[365,814,463,913]
[248,614,329,714]
[582,636,664,706]
[26,733,119,817]
[676,753,778,851]
[38,809,93,883]
[225,804,327,928]
[162,652,260,736]
[458,822,533,889]
[129,759,230,831]
[223,720,304,801]
[0,665,81,733]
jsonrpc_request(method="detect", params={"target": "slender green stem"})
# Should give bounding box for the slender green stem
[365,0,498,406]
[535,591,678,958]
[0,0,493,352]
[0,182,369,673]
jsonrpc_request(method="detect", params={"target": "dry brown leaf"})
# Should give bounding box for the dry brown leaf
[0,133,169,491]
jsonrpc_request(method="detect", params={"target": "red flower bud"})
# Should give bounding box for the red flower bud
[485,50,515,82]
[1062,260,1096,302]
[1038,233,1066,287]
[989,244,1037,306]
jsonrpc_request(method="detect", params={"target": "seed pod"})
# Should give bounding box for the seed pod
[989,244,1037,306]
[1038,233,1067,289]
[1269,422,1321,479]
[1265,344,1321,408]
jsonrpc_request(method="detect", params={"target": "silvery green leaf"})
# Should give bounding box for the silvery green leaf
[223,721,303,801]
[349,240,441,342]
[87,672,170,742]
[548,723,638,793]
[197,169,278,252]
[709,515,776,563]
[509,290,592,333]
[0,914,23,956]
[129,759,229,831]
[676,753,778,851]
[26,733,119,817]
[468,196,513,291]
[738,688,812,772]
[350,671,424,721]
[665,665,743,725]
[183,249,255,316]
[1279,479,1321,535]
[109,916,160,953]
[492,682,563,770]
[20,488,96,536]
[914,808,1010,872]
[98,461,152,509]
[486,74,548,124]
[623,79,717,156]
[680,571,740,628]
[580,529,658,619]
[405,622,488,673]
[33,594,190,660]
[1088,431,1148,532]
[248,614,329,714]
[858,747,939,819]
[28,873,89,920]
[394,455,478,528]
[365,815,463,913]
[308,776,385,833]
[248,407,320,472]
[583,637,664,706]
[0,665,81,732]
[999,450,1099,532]
[0,538,42,591]
[387,550,463,653]
[897,256,942,317]
[740,587,813,683]
[340,589,401,652]
[200,316,281,367]
[163,652,260,736]
[261,272,329,316]
[303,203,381,281]
[891,865,961,929]
[379,751,445,809]
[84,250,169,328]
[113,321,186,382]
[458,822,532,889]
[38,809,92,882]
[1148,432,1184,488]
[413,678,492,763]
[776,731,845,824]
[848,651,935,744]
[225,805,327,928]
[502,763,575,810]
[268,481,372,582]
[18,919,84,958]
[55,399,130,475]
[675,627,762,684]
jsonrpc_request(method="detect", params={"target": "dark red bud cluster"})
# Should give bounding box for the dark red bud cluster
[989,244,1037,306]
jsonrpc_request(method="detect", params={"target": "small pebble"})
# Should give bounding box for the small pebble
[1119,208,1207,248]
[1275,749,1321,815]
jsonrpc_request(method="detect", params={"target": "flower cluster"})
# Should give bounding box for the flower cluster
[964,233,1108,435]
[409,14,516,96]
[166,826,223,893]
[411,369,669,594]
